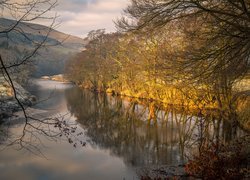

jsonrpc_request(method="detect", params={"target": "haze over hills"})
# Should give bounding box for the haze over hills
[0,18,86,77]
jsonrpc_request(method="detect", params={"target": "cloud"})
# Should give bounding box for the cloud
[54,0,128,37]
[1,0,128,38]
[56,0,93,13]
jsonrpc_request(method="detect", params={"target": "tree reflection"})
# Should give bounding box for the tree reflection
[65,87,245,167]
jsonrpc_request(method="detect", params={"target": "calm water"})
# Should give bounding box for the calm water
[0,79,244,179]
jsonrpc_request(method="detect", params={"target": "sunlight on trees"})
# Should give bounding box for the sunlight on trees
[66,0,250,130]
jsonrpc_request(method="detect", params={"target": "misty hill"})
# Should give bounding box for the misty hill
[0,18,86,76]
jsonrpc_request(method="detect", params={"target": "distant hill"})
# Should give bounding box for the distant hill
[0,18,86,77]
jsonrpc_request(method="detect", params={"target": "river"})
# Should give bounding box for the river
[0,79,244,179]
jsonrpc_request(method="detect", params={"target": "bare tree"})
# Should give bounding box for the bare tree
[0,0,84,154]
[117,0,250,82]
[116,0,250,125]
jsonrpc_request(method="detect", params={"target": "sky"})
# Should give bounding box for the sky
[1,0,128,38]
[52,0,128,38]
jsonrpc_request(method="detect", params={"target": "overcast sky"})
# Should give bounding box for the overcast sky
[52,0,128,38]
[1,0,128,38]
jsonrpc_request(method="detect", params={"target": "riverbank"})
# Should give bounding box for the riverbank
[41,74,72,83]
[0,77,36,120]
[74,81,250,131]
[139,135,249,179]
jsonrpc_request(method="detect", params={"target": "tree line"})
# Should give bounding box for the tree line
[65,0,250,128]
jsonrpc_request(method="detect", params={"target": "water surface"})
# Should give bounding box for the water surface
[0,79,244,179]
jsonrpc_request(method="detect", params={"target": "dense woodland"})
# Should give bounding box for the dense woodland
[66,0,250,130]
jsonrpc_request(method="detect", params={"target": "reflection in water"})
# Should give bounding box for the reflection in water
[0,80,245,179]
[0,80,137,180]
[65,87,245,167]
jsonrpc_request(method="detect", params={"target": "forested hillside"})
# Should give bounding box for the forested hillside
[0,18,85,78]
